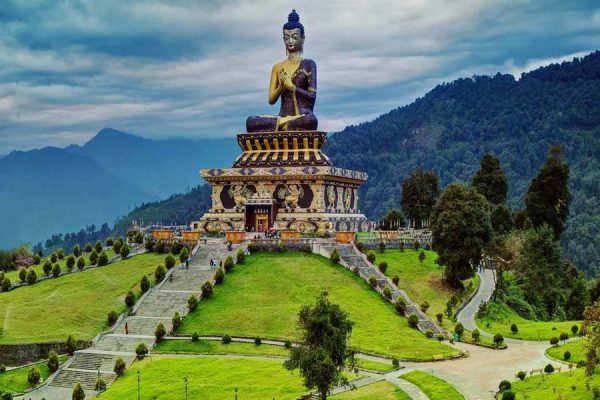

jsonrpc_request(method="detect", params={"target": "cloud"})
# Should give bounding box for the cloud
[0,0,598,152]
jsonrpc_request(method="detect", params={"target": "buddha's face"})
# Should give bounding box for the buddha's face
[283,28,303,52]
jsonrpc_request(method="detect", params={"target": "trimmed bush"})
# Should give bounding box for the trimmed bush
[355,241,364,251]
[94,240,103,254]
[353,266,360,276]
[510,324,518,334]
[135,232,144,244]
[284,340,292,349]
[201,281,213,298]
[66,255,75,271]
[77,257,85,271]
[155,322,166,342]
[413,239,420,250]
[378,261,388,273]
[97,251,109,266]
[499,380,511,391]
[125,290,136,308]
[113,241,122,255]
[418,250,426,263]
[544,363,554,373]
[192,332,199,342]
[135,343,149,359]
[399,241,405,252]
[47,350,59,373]
[140,275,150,293]
[392,358,400,368]
[571,325,579,335]
[549,336,559,346]
[494,333,504,346]
[502,391,515,400]
[179,247,190,263]
[72,383,86,400]
[50,252,58,263]
[378,241,385,253]
[564,350,571,360]
[330,249,340,264]
[454,322,464,337]
[425,329,434,338]
[1,278,10,292]
[408,314,419,328]
[222,334,232,344]
[33,255,41,265]
[27,367,40,386]
[89,249,98,265]
[155,265,166,284]
[392,275,399,286]
[368,274,377,288]
[436,313,443,324]
[172,312,181,332]
[254,337,262,346]
[26,269,37,285]
[214,267,225,284]
[66,334,77,355]
[383,285,392,299]
[366,252,376,263]
[188,294,198,312]
[420,301,430,313]
[106,237,114,247]
[120,245,130,259]
[19,269,26,283]
[517,371,526,380]
[107,310,118,326]
[224,256,234,272]
[52,264,61,278]
[0,364,5,373]
[559,332,569,342]
[472,329,480,341]
[165,254,176,270]
[114,357,126,376]
[170,241,182,255]
[394,297,406,315]
[236,248,245,264]
[43,261,52,276]
[95,378,107,392]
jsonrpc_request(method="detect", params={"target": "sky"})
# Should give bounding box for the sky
[0,0,599,154]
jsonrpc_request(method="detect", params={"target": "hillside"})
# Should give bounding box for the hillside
[325,51,600,276]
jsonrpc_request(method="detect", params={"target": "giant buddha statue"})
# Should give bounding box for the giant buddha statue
[246,10,318,132]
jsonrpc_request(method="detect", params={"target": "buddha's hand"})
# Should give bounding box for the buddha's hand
[279,70,296,91]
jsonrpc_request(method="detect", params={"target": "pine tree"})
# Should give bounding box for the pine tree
[401,169,439,228]
[472,154,508,205]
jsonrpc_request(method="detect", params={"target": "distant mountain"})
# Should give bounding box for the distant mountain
[325,51,600,276]
[0,147,150,247]
[66,128,238,198]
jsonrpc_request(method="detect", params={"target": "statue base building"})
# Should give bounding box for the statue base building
[196,130,368,235]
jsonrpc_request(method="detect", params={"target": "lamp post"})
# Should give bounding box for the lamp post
[137,369,140,400]
[184,376,188,400]
[97,368,100,393]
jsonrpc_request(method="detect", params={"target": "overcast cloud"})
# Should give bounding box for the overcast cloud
[0,0,598,153]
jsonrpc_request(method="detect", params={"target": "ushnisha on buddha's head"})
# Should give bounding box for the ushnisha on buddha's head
[283,9,304,54]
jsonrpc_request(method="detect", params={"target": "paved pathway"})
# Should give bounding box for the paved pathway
[456,268,495,335]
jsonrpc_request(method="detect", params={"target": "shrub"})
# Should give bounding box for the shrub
[178,247,189,263]
[510,324,518,334]
[144,238,154,251]
[47,350,59,373]
[502,391,515,400]
[222,334,232,344]
[114,357,126,376]
[1,278,10,292]
[436,313,443,324]
[19,268,26,283]
[188,295,198,312]
[559,332,569,342]
[43,261,52,276]
[125,290,136,308]
[165,254,176,269]
[330,249,340,264]
[454,322,464,336]
[378,261,388,273]
[155,322,166,342]
[517,371,526,380]
[494,333,504,347]
[394,297,406,315]
[499,380,511,391]
[155,241,166,254]
[471,329,480,341]
[419,250,426,263]
[113,241,122,255]
[66,334,77,355]
[95,378,106,392]
[368,274,377,287]
[0,364,5,373]
[66,255,75,271]
[399,241,405,252]
[52,264,61,278]
[201,281,213,298]
[392,358,400,368]
[26,269,37,285]
[172,312,181,332]
[97,251,109,266]
[236,248,245,264]
[408,314,419,328]
[33,255,41,265]
[378,241,385,253]
[140,275,150,293]
[392,275,399,286]
[549,336,559,346]
[420,301,430,313]
[224,256,234,272]
[366,252,376,263]
[544,363,554,373]
[155,265,166,283]
[170,241,182,255]
[135,343,148,359]
[89,249,98,265]
[192,332,199,342]
[571,325,579,335]
[356,241,364,251]
[106,237,114,247]
[211,267,225,284]
[254,337,262,345]
[425,329,434,338]
[353,266,360,276]
[284,340,292,349]
[120,245,130,259]
[383,285,392,299]
[50,252,58,263]
[27,366,40,386]
[107,310,118,326]
[564,350,572,361]
[94,240,103,253]
[135,232,144,244]
[77,257,85,271]
[72,383,85,400]
[57,248,65,259]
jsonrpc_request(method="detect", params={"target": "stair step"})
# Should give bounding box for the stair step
[50,369,115,390]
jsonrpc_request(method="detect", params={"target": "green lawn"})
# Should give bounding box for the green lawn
[476,301,582,341]
[181,252,458,361]
[0,356,66,393]
[154,339,290,357]
[355,358,396,373]
[507,368,600,399]
[0,253,164,344]
[400,370,464,400]
[3,249,117,283]
[99,356,307,399]
[331,381,411,400]
[372,249,479,330]
[546,339,587,364]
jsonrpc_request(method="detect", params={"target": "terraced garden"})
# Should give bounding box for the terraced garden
[180,252,458,360]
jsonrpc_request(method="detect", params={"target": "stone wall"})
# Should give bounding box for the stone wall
[0,340,91,366]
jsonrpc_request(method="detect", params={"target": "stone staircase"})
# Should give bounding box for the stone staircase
[51,369,115,391]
